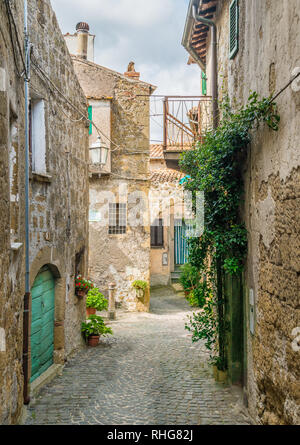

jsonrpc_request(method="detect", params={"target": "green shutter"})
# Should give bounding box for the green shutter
[88,105,92,135]
[229,0,239,59]
[201,71,207,96]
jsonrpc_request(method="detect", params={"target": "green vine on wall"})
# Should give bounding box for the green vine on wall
[180,92,280,369]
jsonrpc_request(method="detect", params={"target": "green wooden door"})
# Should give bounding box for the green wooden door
[30,266,55,382]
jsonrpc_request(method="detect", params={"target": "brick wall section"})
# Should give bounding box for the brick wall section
[205,0,300,424]
[0,0,26,425]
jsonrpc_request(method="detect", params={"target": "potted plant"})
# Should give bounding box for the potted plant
[75,275,94,297]
[81,315,113,347]
[132,280,148,300]
[86,287,108,316]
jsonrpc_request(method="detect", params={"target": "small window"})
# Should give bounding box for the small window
[151,219,164,247]
[109,203,127,234]
[229,0,239,59]
[30,98,46,174]
[201,71,207,96]
[88,105,92,135]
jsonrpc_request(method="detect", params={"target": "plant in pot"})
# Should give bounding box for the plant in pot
[132,280,148,301]
[81,315,113,347]
[86,287,108,316]
[75,275,94,297]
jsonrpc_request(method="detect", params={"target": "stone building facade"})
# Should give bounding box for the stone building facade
[0,0,89,424]
[183,0,300,425]
[0,0,26,425]
[65,25,155,311]
[149,145,185,287]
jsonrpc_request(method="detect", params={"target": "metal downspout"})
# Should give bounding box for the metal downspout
[23,0,31,405]
[192,5,218,129]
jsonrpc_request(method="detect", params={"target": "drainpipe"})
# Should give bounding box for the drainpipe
[192,4,218,129]
[182,0,218,129]
[23,0,31,405]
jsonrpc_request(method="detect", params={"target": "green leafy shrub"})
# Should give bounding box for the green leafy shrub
[187,281,211,308]
[86,287,108,311]
[181,92,280,370]
[81,315,113,339]
[186,296,217,351]
[179,263,200,293]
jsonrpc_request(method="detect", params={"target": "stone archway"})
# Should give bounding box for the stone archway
[29,248,66,387]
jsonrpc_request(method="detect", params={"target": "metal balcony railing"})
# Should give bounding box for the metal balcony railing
[163,96,213,153]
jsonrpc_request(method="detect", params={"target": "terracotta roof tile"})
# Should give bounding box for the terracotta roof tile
[150,169,185,184]
[189,0,218,67]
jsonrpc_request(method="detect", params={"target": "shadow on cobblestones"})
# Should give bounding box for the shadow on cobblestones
[25,287,251,425]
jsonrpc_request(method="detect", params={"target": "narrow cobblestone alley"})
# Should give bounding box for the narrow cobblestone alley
[25,288,251,425]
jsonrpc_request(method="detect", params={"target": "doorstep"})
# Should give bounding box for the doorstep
[30,364,64,399]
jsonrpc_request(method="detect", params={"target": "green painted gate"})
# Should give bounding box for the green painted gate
[174,221,191,265]
[30,266,55,383]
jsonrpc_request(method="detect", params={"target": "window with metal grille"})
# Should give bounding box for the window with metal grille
[109,203,127,234]
[229,0,239,59]
[151,219,164,247]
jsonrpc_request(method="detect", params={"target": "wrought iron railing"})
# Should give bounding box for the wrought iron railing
[163,96,213,152]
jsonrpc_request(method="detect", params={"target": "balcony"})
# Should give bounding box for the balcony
[162,96,212,169]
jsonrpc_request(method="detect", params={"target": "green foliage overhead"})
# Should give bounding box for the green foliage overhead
[86,287,108,311]
[81,315,113,339]
[180,92,280,274]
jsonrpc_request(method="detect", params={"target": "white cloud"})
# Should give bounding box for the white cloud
[50,0,201,141]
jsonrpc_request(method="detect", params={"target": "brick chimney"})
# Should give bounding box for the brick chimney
[76,22,89,59]
[124,61,140,80]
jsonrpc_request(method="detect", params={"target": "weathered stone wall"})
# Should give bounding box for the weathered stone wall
[27,0,89,360]
[206,0,300,424]
[72,57,154,311]
[0,0,26,425]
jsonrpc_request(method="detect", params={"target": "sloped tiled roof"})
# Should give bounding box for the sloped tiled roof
[189,0,218,67]
[150,169,185,184]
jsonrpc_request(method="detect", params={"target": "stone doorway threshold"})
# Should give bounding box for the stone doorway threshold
[30,364,64,398]
[19,364,64,424]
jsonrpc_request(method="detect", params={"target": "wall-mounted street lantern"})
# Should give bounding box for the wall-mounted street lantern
[89,136,109,166]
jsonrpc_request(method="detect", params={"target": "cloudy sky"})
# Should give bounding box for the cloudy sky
[51,0,201,143]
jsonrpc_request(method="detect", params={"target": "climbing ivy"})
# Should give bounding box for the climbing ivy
[180,92,280,369]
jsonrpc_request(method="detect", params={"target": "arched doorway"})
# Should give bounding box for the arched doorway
[30,266,55,383]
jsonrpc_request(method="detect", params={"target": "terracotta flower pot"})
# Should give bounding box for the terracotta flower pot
[86,307,97,316]
[76,288,88,297]
[87,335,100,347]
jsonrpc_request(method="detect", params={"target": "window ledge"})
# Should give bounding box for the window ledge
[11,242,23,251]
[31,172,52,183]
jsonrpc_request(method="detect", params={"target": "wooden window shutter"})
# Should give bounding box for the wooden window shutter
[151,219,164,247]
[88,105,92,135]
[229,0,239,59]
[201,71,207,96]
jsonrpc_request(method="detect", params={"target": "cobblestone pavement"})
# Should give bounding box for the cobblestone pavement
[25,287,251,425]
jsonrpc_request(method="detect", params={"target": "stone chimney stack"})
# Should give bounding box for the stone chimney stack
[124,61,140,80]
[76,22,89,59]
